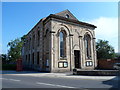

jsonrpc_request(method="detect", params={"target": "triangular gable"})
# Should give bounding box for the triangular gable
[55,9,78,20]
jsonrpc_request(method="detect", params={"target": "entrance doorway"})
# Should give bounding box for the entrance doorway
[74,50,81,68]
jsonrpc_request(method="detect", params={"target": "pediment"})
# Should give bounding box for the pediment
[55,9,78,20]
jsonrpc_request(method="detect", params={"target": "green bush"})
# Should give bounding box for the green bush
[2,64,16,70]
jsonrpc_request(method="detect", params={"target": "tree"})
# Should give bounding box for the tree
[115,53,120,60]
[7,35,26,62]
[0,54,7,64]
[96,39,115,59]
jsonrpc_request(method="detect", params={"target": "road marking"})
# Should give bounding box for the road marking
[36,82,76,88]
[0,78,21,82]
[9,79,21,82]
[0,78,9,80]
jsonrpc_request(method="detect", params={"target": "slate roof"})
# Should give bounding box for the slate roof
[43,9,97,28]
[27,10,96,36]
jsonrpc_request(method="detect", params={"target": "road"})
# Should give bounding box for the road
[2,74,118,89]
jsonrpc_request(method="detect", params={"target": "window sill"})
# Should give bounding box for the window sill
[60,57,67,60]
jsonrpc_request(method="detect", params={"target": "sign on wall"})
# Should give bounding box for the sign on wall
[86,61,93,67]
[58,62,68,68]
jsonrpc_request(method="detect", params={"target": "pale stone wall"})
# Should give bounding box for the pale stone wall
[22,21,44,71]
[22,11,97,72]
[50,18,97,72]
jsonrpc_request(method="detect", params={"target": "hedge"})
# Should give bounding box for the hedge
[2,64,16,70]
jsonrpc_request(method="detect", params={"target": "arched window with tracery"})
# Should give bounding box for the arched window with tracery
[59,31,66,58]
[84,34,91,59]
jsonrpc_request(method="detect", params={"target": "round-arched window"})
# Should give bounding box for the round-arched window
[84,34,91,59]
[65,14,69,18]
[60,31,66,58]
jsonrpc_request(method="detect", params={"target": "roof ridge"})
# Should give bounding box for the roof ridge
[55,9,69,15]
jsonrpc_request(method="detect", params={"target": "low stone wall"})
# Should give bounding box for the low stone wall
[73,69,119,76]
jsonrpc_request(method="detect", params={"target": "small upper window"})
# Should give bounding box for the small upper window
[65,14,69,18]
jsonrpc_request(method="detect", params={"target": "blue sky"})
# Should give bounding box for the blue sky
[2,2,118,54]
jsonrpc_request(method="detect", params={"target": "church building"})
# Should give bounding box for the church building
[22,10,97,72]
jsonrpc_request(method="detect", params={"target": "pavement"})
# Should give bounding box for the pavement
[1,70,119,80]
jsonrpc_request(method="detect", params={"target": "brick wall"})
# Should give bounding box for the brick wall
[97,59,120,69]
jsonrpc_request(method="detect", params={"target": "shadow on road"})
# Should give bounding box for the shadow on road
[1,70,49,74]
[102,76,119,89]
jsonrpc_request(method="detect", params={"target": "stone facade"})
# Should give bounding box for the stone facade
[22,10,97,72]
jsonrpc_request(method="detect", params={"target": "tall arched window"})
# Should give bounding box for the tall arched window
[84,34,91,59]
[60,31,66,58]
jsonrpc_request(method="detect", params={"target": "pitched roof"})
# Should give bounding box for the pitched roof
[27,10,96,36]
[43,10,97,28]
[44,14,96,28]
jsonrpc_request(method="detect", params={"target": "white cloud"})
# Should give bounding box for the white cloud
[89,17,118,52]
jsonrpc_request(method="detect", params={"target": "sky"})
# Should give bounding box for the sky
[1,2,118,54]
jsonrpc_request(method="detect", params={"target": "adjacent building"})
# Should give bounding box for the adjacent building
[22,10,97,72]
